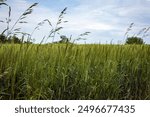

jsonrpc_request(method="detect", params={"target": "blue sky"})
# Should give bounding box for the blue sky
[0,0,150,44]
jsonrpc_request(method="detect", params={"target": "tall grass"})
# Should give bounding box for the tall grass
[0,44,150,100]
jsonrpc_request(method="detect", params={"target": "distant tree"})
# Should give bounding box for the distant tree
[0,34,6,43]
[59,35,69,43]
[11,35,22,43]
[53,35,70,44]
[125,37,144,44]
[0,34,24,44]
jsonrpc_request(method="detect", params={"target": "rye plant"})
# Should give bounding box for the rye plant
[0,1,38,42]
[0,44,150,99]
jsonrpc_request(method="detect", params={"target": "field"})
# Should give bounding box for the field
[0,43,150,100]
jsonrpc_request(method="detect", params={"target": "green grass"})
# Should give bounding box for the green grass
[0,43,150,100]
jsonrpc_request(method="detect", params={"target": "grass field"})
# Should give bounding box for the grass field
[0,43,150,100]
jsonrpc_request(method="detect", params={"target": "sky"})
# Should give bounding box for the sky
[0,0,150,44]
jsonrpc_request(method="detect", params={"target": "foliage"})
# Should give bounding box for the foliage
[125,37,144,44]
[0,34,6,43]
[58,35,70,43]
[0,35,22,43]
[0,34,32,44]
[0,44,150,100]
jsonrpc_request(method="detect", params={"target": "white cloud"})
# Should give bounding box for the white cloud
[69,22,113,31]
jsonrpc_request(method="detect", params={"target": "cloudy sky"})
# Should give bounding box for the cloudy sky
[0,0,150,44]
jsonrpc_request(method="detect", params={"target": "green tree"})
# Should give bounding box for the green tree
[125,37,144,44]
[0,34,6,43]
[0,34,24,43]
[59,35,69,43]
[11,35,21,43]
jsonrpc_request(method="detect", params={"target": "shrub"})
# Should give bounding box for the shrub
[0,34,6,43]
[125,37,144,44]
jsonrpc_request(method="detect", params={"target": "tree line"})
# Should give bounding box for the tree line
[0,34,32,44]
